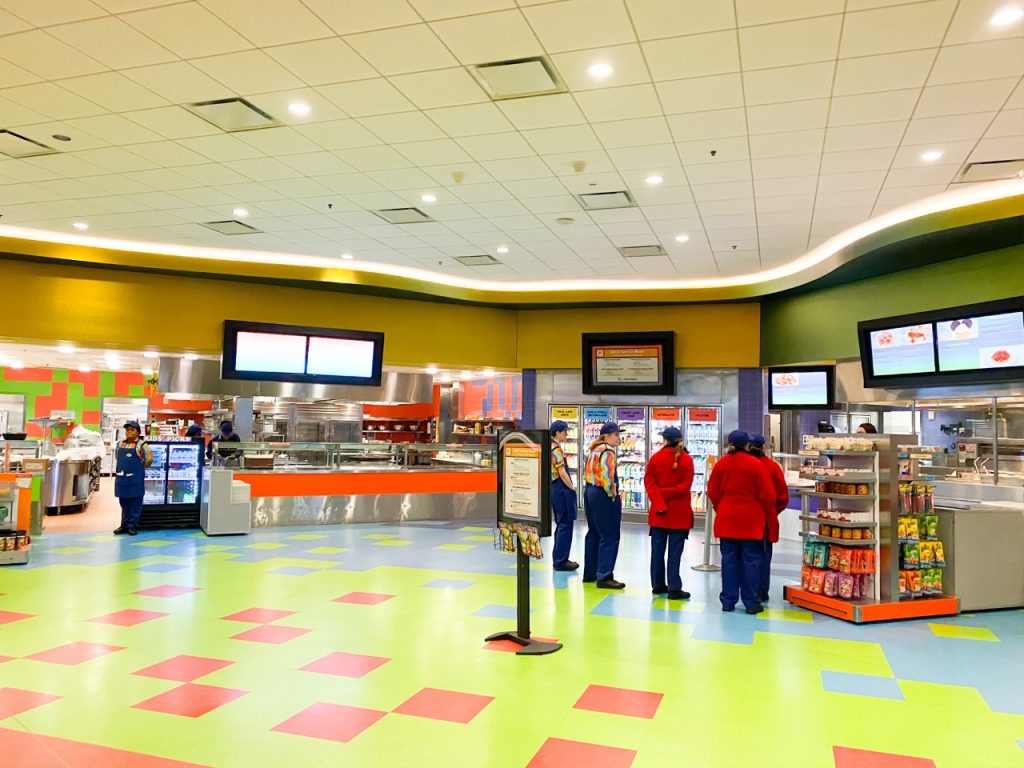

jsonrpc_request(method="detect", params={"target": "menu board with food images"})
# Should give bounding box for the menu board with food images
[592,345,663,385]
[869,324,935,376]
[770,370,830,406]
[936,311,1024,372]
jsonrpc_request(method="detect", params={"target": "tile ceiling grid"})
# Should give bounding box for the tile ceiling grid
[0,0,1020,282]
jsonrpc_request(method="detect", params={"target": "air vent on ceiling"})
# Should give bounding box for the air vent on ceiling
[577,191,636,210]
[186,98,279,132]
[0,130,56,158]
[619,244,667,258]
[200,220,263,235]
[374,207,433,224]
[954,159,1024,183]
[470,56,566,100]
[456,254,500,266]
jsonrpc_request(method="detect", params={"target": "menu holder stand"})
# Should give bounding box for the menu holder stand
[485,532,562,656]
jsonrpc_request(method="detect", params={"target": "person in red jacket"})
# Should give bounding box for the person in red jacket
[748,434,789,602]
[707,430,776,614]
[644,426,695,600]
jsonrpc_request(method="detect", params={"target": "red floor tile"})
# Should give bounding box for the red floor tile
[482,636,559,653]
[220,607,295,623]
[0,688,62,719]
[0,726,210,768]
[230,624,310,644]
[527,738,636,768]
[833,746,937,768]
[574,684,663,719]
[134,655,234,683]
[332,592,394,606]
[89,609,169,626]
[393,687,493,724]
[272,702,386,743]
[301,651,390,678]
[134,585,200,598]
[27,642,124,665]
[132,683,247,718]
[0,656,14,664]
[0,610,34,626]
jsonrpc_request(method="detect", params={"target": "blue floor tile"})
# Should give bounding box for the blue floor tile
[423,578,475,590]
[821,670,905,700]
[268,566,318,575]
[134,563,187,573]
[473,604,530,619]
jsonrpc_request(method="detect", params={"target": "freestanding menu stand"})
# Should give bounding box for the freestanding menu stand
[485,429,562,656]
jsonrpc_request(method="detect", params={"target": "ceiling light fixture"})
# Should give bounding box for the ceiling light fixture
[287,102,311,115]
[73,221,88,230]
[143,351,159,359]
[990,6,1024,25]
[483,369,496,378]
[183,353,198,361]
[421,193,437,203]
[460,371,471,380]
[78,365,91,373]
[425,365,439,375]
[674,234,690,243]
[341,253,354,260]
[141,367,153,376]
[8,361,24,369]
[233,207,249,218]
[588,62,613,78]
[57,345,75,354]
[645,175,663,185]
[496,246,509,254]
[921,150,944,162]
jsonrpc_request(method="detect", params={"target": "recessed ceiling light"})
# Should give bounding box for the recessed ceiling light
[588,62,613,78]
[440,374,452,383]
[645,175,663,185]
[104,352,120,369]
[421,193,437,203]
[57,345,75,354]
[341,253,354,260]
[143,351,159,359]
[483,369,496,378]
[425,365,439,375]
[233,207,248,218]
[8,361,23,369]
[674,234,690,243]
[73,221,88,230]
[78,365,91,373]
[183,353,198,361]
[141,367,153,376]
[460,371,472,380]
[496,246,509,254]
[990,6,1024,25]
[287,102,311,115]
[921,150,944,162]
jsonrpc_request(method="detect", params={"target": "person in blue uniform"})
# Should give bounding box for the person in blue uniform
[207,420,241,463]
[582,422,624,589]
[644,427,695,600]
[113,420,153,536]
[549,420,579,571]
[747,434,789,602]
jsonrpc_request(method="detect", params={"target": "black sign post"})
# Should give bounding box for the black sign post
[485,429,562,656]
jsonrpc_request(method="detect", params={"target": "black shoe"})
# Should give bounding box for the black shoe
[128,528,138,536]
[596,579,625,589]
[113,527,128,535]
[554,561,580,571]
[652,586,668,595]
[668,590,691,600]
[745,603,765,615]
[721,604,735,612]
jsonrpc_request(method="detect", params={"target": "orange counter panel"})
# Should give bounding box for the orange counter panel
[784,586,959,623]
[236,471,497,498]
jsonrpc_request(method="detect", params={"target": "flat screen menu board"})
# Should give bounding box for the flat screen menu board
[222,320,384,386]
[868,324,935,376]
[582,331,675,395]
[767,366,835,409]
[936,312,1024,371]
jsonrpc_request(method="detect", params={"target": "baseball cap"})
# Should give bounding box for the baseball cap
[749,433,766,448]
[549,420,569,435]
[727,429,750,448]
[660,426,683,442]
[599,422,621,435]
[123,420,142,432]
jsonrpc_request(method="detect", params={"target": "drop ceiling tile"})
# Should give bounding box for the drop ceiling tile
[820,147,897,174]
[748,129,825,159]
[522,195,580,214]
[541,150,616,176]
[752,154,821,179]
[200,0,334,47]
[124,107,221,140]
[64,115,165,145]
[550,44,651,91]
[0,83,106,121]
[621,166,687,190]
[735,0,844,25]
[656,74,745,115]
[593,116,673,149]
[946,0,1024,44]
[394,139,472,165]
[70,147,157,173]
[266,39,379,87]
[334,145,416,171]
[755,193,815,212]
[389,69,488,110]
[814,189,878,211]
[522,125,602,155]
[52,17,179,70]
[318,79,416,117]
[79,174,153,194]
[123,169,202,191]
[526,0,637,53]
[892,140,976,169]
[884,162,960,187]
[747,99,829,134]
[366,167,438,190]
[345,25,457,76]
[929,39,1024,84]
[122,62,230,105]
[425,103,515,136]
[606,143,679,171]
[690,180,755,201]
[969,134,1024,162]
[176,164,251,186]
[420,161,496,186]
[840,0,957,58]
[59,73,168,113]
[916,78,1019,119]
[828,89,920,127]
[10,123,107,153]
[575,84,662,123]
[667,108,747,141]
[685,160,752,184]
[494,96,582,132]
[450,182,514,203]
[301,0,419,34]
[245,91,347,126]
[816,169,888,192]
[235,127,324,156]
[263,178,335,200]
[295,120,383,150]
[456,132,535,161]
[644,203,699,222]
[643,31,739,81]
[903,112,996,144]
[874,184,948,207]
[471,200,533,218]
[742,62,835,106]
[740,16,842,70]
[430,10,542,64]
[0,7,32,35]
[833,49,937,96]
[0,31,107,80]
[359,113,445,143]
[0,58,42,90]
[316,173,384,194]
[824,120,907,152]
[754,176,819,196]
[985,108,1024,138]
[122,3,253,58]
[675,136,748,164]
[178,134,264,161]
[192,51,305,95]
[1,0,105,25]
[629,184,693,204]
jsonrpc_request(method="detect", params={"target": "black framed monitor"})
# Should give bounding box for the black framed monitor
[581,331,675,396]
[222,320,385,386]
[858,297,1024,388]
[767,366,836,410]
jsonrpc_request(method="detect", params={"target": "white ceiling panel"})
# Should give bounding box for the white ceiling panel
[828,89,920,127]
[394,139,472,166]
[833,49,937,96]
[199,0,334,47]
[192,51,305,95]
[294,120,383,150]
[840,0,957,58]
[820,147,897,174]
[903,112,997,145]
[915,78,1020,118]
[675,136,748,164]
[58,73,168,113]
[575,85,662,123]
[593,116,672,148]
[1,0,105,27]
[945,0,1024,44]
[643,31,740,81]
[817,169,888,192]
[498,94,586,130]
[456,132,535,161]
[626,0,735,38]
[824,120,908,152]
[124,107,221,139]
[740,15,843,70]
[389,69,489,110]
[48,17,177,69]
[749,129,825,159]
[425,103,515,136]
[265,39,379,87]
[928,38,1024,84]
[550,44,651,91]
[121,61,230,104]
[345,25,457,76]
[747,99,830,134]
[884,163,961,188]
[986,108,1024,138]
[667,109,747,141]
[735,0,844,26]
[64,114,164,145]
[121,3,254,58]
[360,113,446,143]
[301,0,418,35]
[656,74,745,115]
[742,62,835,105]
[522,0,635,52]
[522,125,601,155]
[430,10,542,64]
[319,80,416,117]
[1,83,105,121]
[968,134,1024,162]
[0,31,107,80]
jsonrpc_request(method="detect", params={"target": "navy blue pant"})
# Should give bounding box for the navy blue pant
[719,538,763,610]
[551,481,577,566]
[650,527,688,591]
[118,496,143,529]
[583,485,621,581]
[760,539,773,597]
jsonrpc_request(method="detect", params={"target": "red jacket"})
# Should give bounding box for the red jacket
[758,454,790,543]
[644,445,695,530]
[708,450,774,540]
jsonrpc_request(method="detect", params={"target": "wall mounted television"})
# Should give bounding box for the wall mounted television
[857,297,1024,388]
[222,320,385,386]
[767,366,835,410]
[582,331,675,396]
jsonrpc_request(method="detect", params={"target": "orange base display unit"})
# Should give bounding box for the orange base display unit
[784,586,959,623]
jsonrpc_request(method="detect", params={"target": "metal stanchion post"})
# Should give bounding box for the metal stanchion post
[692,455,720,572]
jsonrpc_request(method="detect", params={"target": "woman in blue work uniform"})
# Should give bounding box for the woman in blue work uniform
[113,420,154,536]
[550,420,579,571]
[582,422,625,589]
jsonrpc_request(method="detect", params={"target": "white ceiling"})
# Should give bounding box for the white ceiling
[0,0,1021,282]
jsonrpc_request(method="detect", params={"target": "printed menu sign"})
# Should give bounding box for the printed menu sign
[616,407,645,421]
[687,408,718,422]
[937,312,1024,371]
[869,324,935,376]
[651,408,680,420]
[502,444,542,521]
[592,345,662,385]
[551,406,579,420]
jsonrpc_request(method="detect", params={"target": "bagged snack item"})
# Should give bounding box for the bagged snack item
[908,570,922,596]
[827,546,841,570]
[823,570,839,597]
[813,543,829,569]
[902,543,920,569]
[838,548,853,574]
[931,568,943,594]
[919,541,934,568]
[803,540,815,565]
[862,549,876,574]
[841,526,853,540]
[924,515,938,540]
[933,541,945,567]
[838,573,855,599]
[860,573,872,598]
[898,517,908,541]
[899,570,909,597]
[808,568,826,595]
[851,573,861,599]
[801,565,812,590]
[899,484,913,515]
[819,523,831,537]
[905,517,919,542]
[923,484,934,514]
[851,527,863,540]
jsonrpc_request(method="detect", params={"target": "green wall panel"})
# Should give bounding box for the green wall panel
[52,369,69,382]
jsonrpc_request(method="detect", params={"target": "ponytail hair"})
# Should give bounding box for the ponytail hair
[667,440,687,469]
[589,436,606,451]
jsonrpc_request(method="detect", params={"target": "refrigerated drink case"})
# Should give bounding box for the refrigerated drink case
[580,406,614,508]
[684,407,721,514]
[167,444,202,505]
[615,407,647,511]
[144,444,168,505]
[548,406,580,497]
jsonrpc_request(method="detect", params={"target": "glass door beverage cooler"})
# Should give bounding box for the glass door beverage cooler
[614,407,648,511]
[684,407,722,514]
[649,407,683,456]
[140,439,204,529]
[580,406,614,508]
[548,406,581,498]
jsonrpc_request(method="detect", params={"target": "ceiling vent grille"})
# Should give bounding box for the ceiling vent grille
[0,130,56,158]
[470,56,566,100]
[954,159,1024,183]
[200,220,263,235]
[577,190,636,210]
[186,98,279,132]
[374,207,433,224]
[619,244,666,258]
[456,254,500,266]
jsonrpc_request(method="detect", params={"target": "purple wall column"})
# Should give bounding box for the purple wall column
[521,369,537,429]
[737,367,765,435]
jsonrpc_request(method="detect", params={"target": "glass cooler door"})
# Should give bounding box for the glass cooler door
[614,407,648,511]
[580,406,614,507]
[166,443,202,505]
[684,407,721,514]
[548,405,581,504]
[143,444,168,505]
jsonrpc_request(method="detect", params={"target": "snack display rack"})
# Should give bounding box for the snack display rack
[0,478,30,566]
[784,434,959,623]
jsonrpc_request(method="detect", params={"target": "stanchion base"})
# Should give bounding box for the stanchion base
[691,563,721,571]
[485,630,562,655]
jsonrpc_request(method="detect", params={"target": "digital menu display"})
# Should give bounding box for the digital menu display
[770,370,830,406]
[582,331,675,396]
[592,345,662,385]
[305,336,376,378]
[868,324,935,376]
[937,312,1024,372]
[234,331,307,374]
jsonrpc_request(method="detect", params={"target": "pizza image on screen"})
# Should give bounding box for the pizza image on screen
[981,345,1024,368]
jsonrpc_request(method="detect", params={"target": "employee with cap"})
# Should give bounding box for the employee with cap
[549,420,579,571]
[707,429,775,613]
[643,426,695,599]
[582,422,625,589]
[113,420,153,536]
[747,434,789,602]
[207,420,241,463]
